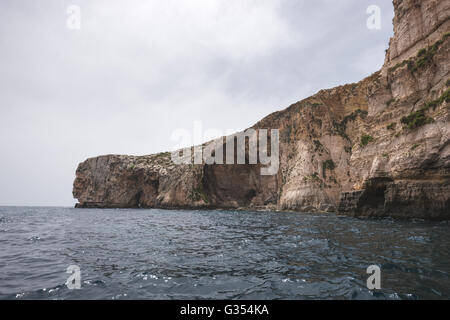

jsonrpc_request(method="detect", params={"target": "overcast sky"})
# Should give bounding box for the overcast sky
[0,0,394,206]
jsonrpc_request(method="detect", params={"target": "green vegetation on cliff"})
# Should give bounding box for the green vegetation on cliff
[386,123,396,130]
[401,89,449,130]
[424,89,450,110]
[389,33,450,73]
[342,109,368,126]
[313,140,324,152]
[360,134,374,147]
[322,159,335,178]
[191,184,209,204]
[401,109,434,129]
[333,109,368,141]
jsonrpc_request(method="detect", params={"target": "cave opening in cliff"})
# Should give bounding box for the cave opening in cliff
[358,178,394,213]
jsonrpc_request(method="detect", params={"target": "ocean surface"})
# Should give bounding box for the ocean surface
[0,207,449,300]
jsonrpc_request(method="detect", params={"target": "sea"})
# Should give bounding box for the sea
[0,207,449,300]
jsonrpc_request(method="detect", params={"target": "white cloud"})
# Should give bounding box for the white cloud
[86,0,293,60]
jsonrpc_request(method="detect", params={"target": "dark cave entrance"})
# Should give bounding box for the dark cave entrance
[358,178,394,212]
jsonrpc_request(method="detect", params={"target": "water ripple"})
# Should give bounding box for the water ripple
[0,207,449,300]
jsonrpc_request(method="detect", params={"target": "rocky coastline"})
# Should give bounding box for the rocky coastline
[73,0,450,219]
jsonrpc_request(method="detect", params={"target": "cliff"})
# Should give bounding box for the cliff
[73,0,450,219]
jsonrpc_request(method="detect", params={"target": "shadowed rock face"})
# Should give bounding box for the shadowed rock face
[202,164,278,208]
[74,0,450,219]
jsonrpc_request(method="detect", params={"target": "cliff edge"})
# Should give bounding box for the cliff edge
[73,0,450,219]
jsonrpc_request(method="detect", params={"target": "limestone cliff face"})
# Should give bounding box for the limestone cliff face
[73,0,450,219]
[385,0,450,69]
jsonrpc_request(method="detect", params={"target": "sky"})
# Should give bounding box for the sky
[0,0,394,206]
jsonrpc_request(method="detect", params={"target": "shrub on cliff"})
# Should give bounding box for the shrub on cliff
[425,89,450,110]
[401,109,434,129]
[386,123,396,130]
[342,109,368,126]
[389,33,450,73]
[322,159,335,178]
[360,134,374,147]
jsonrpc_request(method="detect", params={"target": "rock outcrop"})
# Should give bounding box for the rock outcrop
[74,0,450,219]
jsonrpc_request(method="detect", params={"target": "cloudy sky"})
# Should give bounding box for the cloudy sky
[0,0,394,206]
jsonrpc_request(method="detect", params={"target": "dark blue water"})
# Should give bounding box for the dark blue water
[0,207,449,300]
